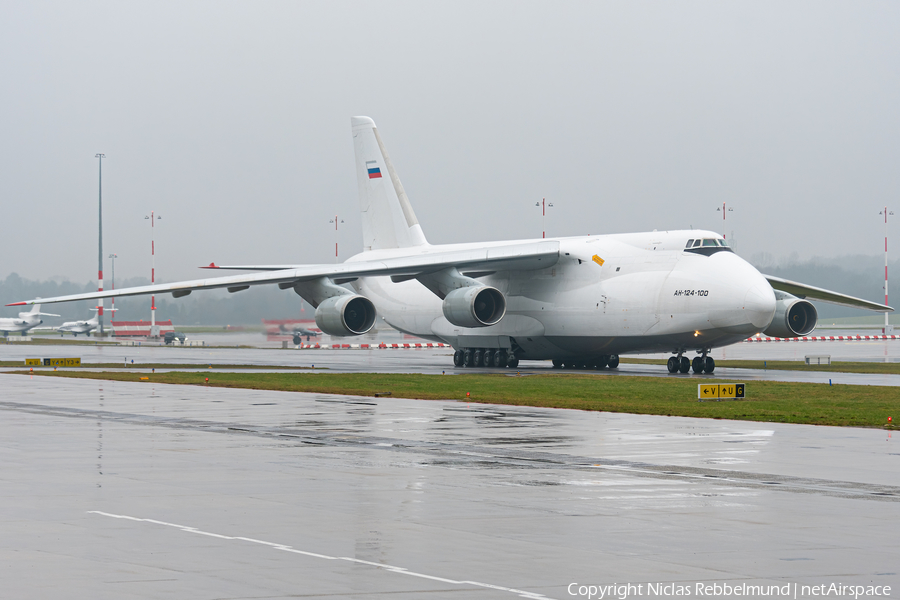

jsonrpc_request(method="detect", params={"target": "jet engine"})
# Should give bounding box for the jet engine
[314,295,377,336]
[762,292,817,338]
[442,286,506,328]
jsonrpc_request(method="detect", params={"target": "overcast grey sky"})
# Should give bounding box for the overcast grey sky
[2,1,899,284]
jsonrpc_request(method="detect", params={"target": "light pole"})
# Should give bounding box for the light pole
[108,253,117,321]
[96,153,105,336]
[144,212,161,336]
[329,216,344,262]
[535,198,554,239]
[880,208,894,334]
[716,202,734,239]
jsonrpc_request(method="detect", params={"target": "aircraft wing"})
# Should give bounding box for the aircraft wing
[764,274,893,312]
[8,241,559,306]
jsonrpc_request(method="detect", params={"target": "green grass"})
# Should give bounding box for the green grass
[12,370,898,429]
[620,357,900,374]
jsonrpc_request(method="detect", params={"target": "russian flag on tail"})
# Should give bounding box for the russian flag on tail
[366,160,382,179]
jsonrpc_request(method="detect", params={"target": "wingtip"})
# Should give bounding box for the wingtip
[6,302,27,306]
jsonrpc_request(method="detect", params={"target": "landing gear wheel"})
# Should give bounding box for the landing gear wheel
[507,355,519,369]
[453,350,464,367]
[704,356,715,373]
[483,349,494,368]
[607,355,619,369]
[691,356,704,374]
[464,349,474,367]
[473,349,484,367]
[667,357,679,373]
[552,359,563,369]
[493,350,506,368]
[679,356,690,373]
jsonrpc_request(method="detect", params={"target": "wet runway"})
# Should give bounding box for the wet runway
[1,374,897,598]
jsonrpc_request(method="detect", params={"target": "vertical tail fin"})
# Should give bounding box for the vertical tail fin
[352,116,428,251]
[29,303,41,314]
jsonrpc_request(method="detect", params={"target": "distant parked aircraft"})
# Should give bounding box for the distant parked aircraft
[0,303,59,336]
[276,323,321,344]
[56,308,107,337]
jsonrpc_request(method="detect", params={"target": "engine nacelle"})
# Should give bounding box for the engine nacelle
[314,295,377,336]
[442,286,506,328]
[762,293,817,338]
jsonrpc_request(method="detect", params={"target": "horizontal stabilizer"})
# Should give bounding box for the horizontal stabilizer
[764,275,893,312]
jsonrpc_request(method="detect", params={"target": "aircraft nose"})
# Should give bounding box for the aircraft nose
[743,280,776,329]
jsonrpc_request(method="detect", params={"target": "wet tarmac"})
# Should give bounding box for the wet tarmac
[4,333,900,386]
[1,374,897,598]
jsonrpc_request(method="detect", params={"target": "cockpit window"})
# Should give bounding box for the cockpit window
[685,237,734,256]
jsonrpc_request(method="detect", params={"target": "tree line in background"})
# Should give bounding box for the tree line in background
[1,255,897,324]
[748,254,896,318]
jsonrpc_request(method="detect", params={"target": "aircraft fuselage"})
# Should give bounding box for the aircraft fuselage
[350,229,775,359]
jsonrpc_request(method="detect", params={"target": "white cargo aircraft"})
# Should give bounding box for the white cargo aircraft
[0,303,60,336]
[9,117,891,373]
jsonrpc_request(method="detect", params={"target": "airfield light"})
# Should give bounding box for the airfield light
[880,208,894,334]
[694,331,700,337]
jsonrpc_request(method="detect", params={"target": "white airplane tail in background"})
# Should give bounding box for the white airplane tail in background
[22,303,59,320]
[352,116,428,252]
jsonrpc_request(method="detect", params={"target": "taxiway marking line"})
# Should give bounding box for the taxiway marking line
[88,511,555,600]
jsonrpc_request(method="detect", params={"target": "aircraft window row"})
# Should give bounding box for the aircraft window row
[685,238,728,248]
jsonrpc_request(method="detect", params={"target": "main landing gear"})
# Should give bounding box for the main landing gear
[668,350,715,374]
[551,355,619,370]
[666,355,691,374]
[453,348,519,369]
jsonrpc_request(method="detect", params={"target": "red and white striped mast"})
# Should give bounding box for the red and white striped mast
[881,207,893,334]
[535,198,554,239]
[716,202,734,239]
[95,154,105,336]
[145,212,160,336]
[329,216,343,263]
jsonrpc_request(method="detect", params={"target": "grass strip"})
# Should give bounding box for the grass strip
[12,370,899,429]
[621,358,900,375]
